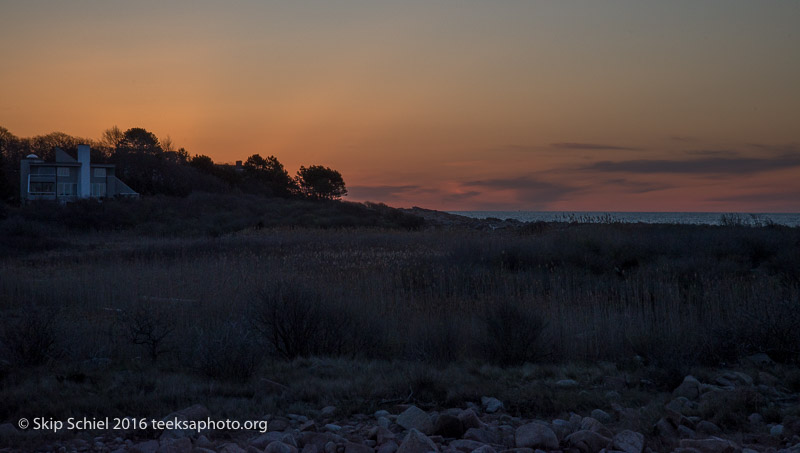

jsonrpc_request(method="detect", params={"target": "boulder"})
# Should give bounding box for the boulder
[397,429,440,453]
[611,430,644,453]
[514,423,558,450]
[696,421,721,436]
[448,440,485,453]
[345,442,374,453]
[464,428,499,445]
[433,414,465,438]
[472,446,496,453]
[130,440,160,453]
[481,397,505,414]
[253,433,294,449]
[556,379,579,389]
[265,442,299,453]
[398,406,434,435]
[678,437,740,453]
[458,409,486,431]
[378,441,399,453]
[673,376,702,400]
[157,438,192,453]
[590,409,611,424]
[565,430,611,453]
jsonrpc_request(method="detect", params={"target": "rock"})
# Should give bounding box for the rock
[744,353,774,367]
[130,440,160,453]
[673,376,702,400]
[678,437,739,453]
[270,419,292,432]
[375,410,391,418]
[472,446,496,453]
[265,442,300,453]
[301,432,345,450]
[551,419,573,441]
[556,379,579,389]
[397,406,434,435]
[324,442,337,453]
[253,433,294,449]
[696,421,721,436]
[482,397,505,414]
[748,413,763,425]
[157,438,192,453]
[448,440,485,453]
[464,428,499,444]
[433,414,465,438]
[498,450,533,453]
[771,424,784,437]
[654,417,677,438]
[345,442,374,453]
[301,421,317,432]
[378,417,392,429]
[378,441,399,453]
[677,425,696,439]
[612,430,645,453]
[321,406,338,418]
[219,444,247,453]
[580,417,613,438]
[565,430,611,453]
[590,410,612,424]
[397,429,439,453]
[458,409,486,431]
[302,445,320,453]
[515,423,559,450]
[325,424,343,432]
[0,423,19,437]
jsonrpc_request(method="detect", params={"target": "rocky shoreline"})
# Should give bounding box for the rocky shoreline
[3,359,800,453]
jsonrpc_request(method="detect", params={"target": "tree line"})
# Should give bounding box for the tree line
[0,126,346,203]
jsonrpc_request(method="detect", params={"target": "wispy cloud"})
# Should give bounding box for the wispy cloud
[551,142,643,151]
[605,178,673,193]
[684,149,739,157]
[581,153,800,175]
[462,176,578,203]
[347,184,421,200]
[709,190,800,205]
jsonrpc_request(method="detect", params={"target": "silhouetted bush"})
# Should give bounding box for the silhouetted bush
[195,319,263,381]
[480,300,548,366]
[0,308,60,367]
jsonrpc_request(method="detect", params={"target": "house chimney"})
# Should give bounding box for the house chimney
[78,144,91,198]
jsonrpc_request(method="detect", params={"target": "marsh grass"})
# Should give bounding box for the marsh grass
[0,218,798,423]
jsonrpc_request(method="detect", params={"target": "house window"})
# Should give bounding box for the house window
[32,167,55,176]
[91,183,107,197]
[58,183,77,196]
[94,168,106,178]
[30,182,55,194]
[57,167,70,177]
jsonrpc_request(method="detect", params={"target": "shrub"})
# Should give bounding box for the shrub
[479,300,548,366]
[195,319,263,381]
[252,283,352,360]
[0,308,60,367]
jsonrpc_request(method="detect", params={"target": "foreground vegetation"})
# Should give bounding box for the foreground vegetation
[1,201,798,433]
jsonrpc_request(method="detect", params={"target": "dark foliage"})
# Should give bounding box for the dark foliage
[296,165,347,200]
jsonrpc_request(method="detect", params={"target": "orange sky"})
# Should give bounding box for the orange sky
[1,1,798,211]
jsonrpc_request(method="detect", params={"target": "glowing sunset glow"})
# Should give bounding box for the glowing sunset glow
[2,1,798,211]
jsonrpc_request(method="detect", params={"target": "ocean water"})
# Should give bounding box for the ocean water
[450,211,800,227]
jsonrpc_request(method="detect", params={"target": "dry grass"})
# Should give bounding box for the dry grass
[0,221,798,423]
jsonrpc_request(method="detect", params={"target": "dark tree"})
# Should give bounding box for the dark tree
[117,128,162,155]
[190,154,216,173]
[0,127,17,202]
[244,154,296,197]
[296,165,347,200]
